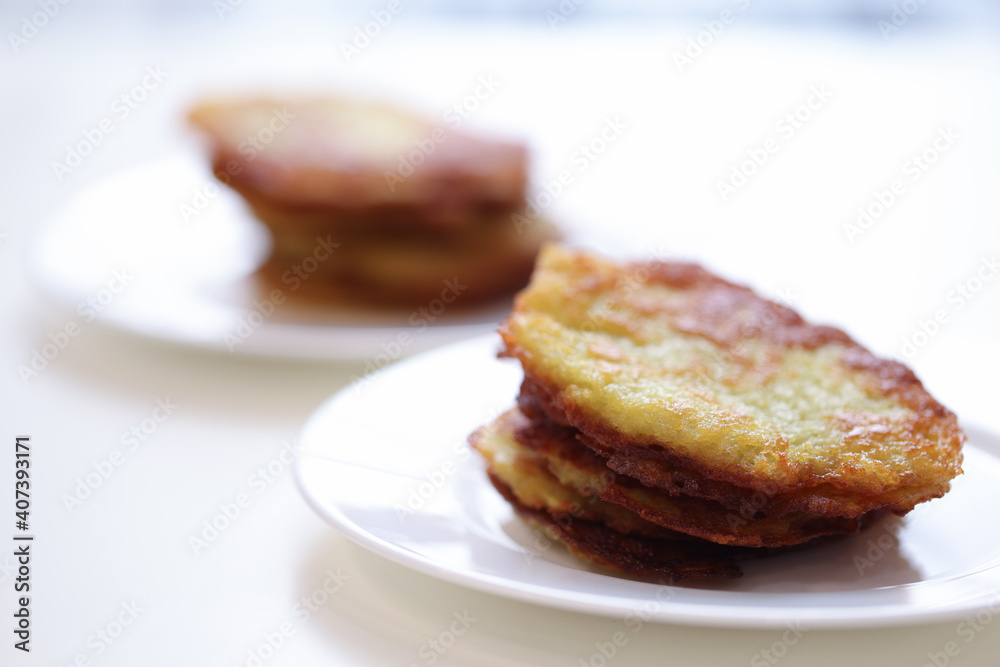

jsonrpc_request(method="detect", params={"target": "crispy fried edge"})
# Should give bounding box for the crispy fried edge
[190,97,527,214]
[500,245,965,514]
[486,471,745,580]
[508,406,870,547]
[518,372,955,519]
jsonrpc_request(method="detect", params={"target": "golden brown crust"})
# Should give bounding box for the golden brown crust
[227,168,523,233]
[255,219,556,307]
[190,96,527,229]
[191,95,556,307]
[499,245,964,518]
[471,404,872,577]
[504,407,871,547]
[487,472,746,580]
[469,414,685,540]
[636,261,853,352]
[517,373,952,518]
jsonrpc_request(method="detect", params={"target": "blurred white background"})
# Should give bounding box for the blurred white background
[2,1,1000,665]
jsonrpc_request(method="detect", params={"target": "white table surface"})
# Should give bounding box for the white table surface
[3,7,1000,666]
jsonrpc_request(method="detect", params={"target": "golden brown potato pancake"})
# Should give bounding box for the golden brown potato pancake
[471,409,767,579]
[500,245,964,519]
[255,214,558,306]
[191,95,555,307]
[498,407,871,547]
[189,96,526,229]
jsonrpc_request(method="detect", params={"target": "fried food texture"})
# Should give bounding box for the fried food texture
[499,245,964,519]
[189,96,527,226]
[471,409,766,579]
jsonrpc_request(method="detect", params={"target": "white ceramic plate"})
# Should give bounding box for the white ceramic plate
[295,334,1000,629]
[28,155,510,360]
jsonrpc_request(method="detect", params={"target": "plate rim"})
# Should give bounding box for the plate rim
[294,333,1000,629]
[26,155,511,361]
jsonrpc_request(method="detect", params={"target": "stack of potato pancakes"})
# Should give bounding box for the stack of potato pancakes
[471,245,965,580]
[190,96,557,305]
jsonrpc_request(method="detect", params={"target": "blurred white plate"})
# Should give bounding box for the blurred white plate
[296,334,1000,629]
[28,155,510,360]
